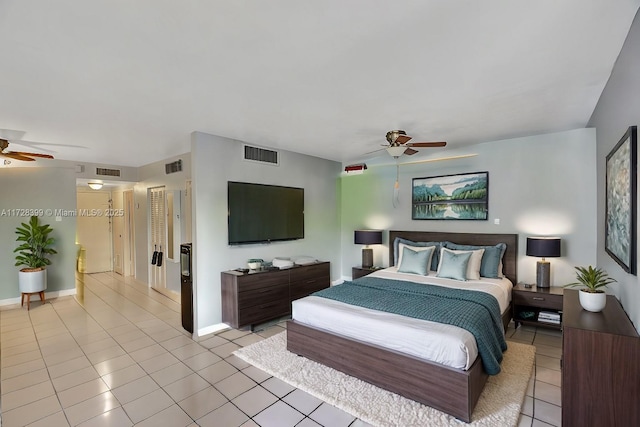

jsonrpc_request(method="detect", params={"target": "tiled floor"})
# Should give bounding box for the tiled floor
[1,272,562,426]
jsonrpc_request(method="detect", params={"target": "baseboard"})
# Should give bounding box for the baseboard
[0,288,77,307]
[196,322,229,338]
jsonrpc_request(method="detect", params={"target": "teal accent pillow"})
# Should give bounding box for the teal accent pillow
[397,246,434,276]
[444,242,507,278]
[437,249,472,281]
[393,237,442,271]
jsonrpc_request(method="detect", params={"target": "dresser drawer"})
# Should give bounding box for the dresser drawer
[235,270,290,292]
[290,276,330,301]
[290,263,330,282]
[238,283,289,309]
[513,291,563,310]
[238,299,290,326]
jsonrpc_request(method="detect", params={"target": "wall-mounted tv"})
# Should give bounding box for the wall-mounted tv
[228,181,304,245]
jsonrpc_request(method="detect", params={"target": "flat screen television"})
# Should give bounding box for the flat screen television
[228,181,304,245]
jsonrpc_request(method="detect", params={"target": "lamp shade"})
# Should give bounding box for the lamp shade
[386,146,406,157]
[526,237,561,258]
[354,230,382,245]
[88,181,103,190]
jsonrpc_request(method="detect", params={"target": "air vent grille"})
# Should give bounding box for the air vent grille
[244,145,279,165]
[96,167,121,177]
[165,159,183,174]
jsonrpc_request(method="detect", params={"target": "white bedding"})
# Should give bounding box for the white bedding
[291,267,512,370]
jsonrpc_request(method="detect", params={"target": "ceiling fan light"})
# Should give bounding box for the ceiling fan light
[386,146,406,157]
[88,181,103,190]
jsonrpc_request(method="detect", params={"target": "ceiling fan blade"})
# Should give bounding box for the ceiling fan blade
[1,152,36,161]
[404,148,418,155]
[11,151,54,159]
[10,139,88,151]
[406,141,447,148]
[396,135,412,144]
[0,129,27,141]
[363,147,387,155]
[371,153,478,168]
[399,153,477,165]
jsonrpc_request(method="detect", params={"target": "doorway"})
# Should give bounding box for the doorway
[77,191,112,273]
[111,189,135,277]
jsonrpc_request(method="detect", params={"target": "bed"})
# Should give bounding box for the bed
[287,230,518,422]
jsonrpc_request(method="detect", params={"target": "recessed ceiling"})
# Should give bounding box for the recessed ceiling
[0,1,638,167]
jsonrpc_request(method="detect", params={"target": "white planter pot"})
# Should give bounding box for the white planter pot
[18,268,47,293]
[579,289,606,312]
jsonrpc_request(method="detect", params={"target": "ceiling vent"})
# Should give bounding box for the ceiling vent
[96,167,121,177]
[165,159,183,174]
[244,145,279,165]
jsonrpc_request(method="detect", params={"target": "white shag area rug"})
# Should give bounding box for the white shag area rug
[234,332,535,427]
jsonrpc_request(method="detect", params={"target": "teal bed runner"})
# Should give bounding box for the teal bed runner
[312,277,507,375]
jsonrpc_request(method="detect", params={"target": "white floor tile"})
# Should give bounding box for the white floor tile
[197,401,250,427]
[0,272,559,427]
[309,402,356,427]
[178,386,228,420]
[77,407,133,427]
[232,386,279,417]
[253,400,305,427]
[122,387,174,423]
[63,391,121,426]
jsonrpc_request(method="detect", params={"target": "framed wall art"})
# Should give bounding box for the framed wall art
[412,171,488,220]
[605,126,637,274]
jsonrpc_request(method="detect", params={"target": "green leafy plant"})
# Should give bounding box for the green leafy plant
[14,216,57,270]
[565,265,616,293]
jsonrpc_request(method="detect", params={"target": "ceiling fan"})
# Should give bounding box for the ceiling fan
[373,130,446,158]
[0,138,55,162]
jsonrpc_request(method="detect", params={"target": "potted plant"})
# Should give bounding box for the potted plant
[14,215,57,295]
[565,265,616,312]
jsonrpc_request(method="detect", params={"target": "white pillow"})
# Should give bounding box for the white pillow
[437,247,485,280]
[397,243,436,269]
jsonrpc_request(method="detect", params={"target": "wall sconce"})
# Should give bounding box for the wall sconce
[88,181,103,190]
[526,237,561,288]
[354,229,383,268]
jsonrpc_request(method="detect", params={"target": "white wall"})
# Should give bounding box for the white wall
[589,9,640,331]
[0,167,77,300]
[340,128,597,286]
[191,132,342,335]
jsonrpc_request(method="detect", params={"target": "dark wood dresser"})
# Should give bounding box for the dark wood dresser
[221,262,330,329]
[562,289,640,426]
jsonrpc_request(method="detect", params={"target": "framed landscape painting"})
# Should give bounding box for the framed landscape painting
[412,171,488,220]
[605,126,637,274]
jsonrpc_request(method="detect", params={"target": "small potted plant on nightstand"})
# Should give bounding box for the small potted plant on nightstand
[14,216,57,303]
[565,265,616,312]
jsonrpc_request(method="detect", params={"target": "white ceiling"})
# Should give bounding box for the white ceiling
[1,1,638,167]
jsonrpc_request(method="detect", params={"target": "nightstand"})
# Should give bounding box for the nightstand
[352,266,381,279]
[512,283,564,330]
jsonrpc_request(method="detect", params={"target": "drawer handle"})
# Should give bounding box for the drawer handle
[532,297,545,301]
[306,279,317,284]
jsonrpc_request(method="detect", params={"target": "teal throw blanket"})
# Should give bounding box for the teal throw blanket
[312,277,507,375]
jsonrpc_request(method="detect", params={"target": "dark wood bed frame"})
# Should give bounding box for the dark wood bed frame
[287,230,518,422]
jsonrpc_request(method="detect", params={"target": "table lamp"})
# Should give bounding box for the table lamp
[354,230,383,268]
[526,237,561,288]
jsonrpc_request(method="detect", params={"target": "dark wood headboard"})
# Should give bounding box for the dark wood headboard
[389,230,518,285]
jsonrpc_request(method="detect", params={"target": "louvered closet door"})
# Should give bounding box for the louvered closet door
[150,186,166,290]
